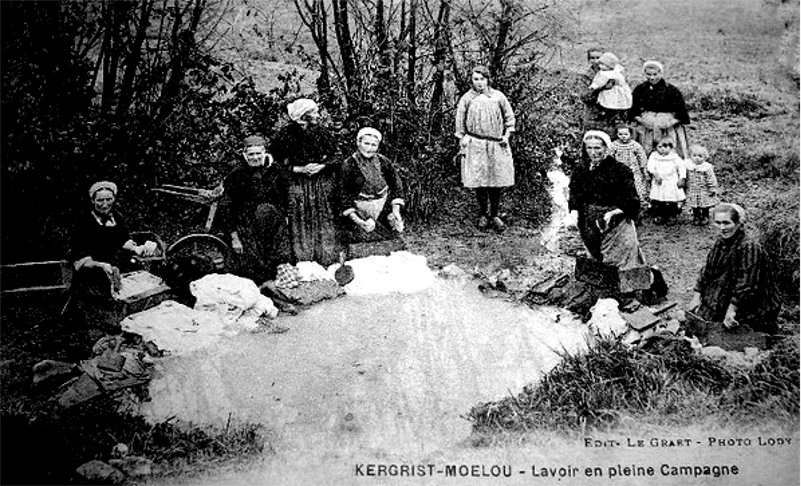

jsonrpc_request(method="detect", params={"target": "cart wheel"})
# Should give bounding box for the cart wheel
[164,234,232,299]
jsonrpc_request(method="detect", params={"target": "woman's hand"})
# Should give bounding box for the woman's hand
[459,136,469,150]
[723,305,739,330]
[231,231,244,254]
[359,218,376,233]
[306,163,325,176]
[350,213,376,233]
[389,208,404,233]
[500,134,510,148]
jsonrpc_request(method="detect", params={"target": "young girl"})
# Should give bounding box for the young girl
[647,137,686,224]
[684,144,719,225]
[610,125,649,210]
[589,52,633,131]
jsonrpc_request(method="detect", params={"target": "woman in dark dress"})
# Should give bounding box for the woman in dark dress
[629,60,691,158]
[269,99,341,266]
[216,135,291,283]
[567,130,646,272]
[338,127,405,244]
[69,181,157,298]
[689,203,781,334]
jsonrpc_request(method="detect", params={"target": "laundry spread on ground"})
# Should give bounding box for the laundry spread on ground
[328,251,436,296]
[121,301,226,356]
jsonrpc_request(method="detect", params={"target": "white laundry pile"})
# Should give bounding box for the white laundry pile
[121,300,226,356]
[122,274,279,355]
[190,273,278,331]
[295,261,334,282]
[587,298,629,340]
[329,251,436,296]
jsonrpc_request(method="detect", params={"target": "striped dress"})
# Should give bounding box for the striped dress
[685,161,719,209]
[611,140,649,205]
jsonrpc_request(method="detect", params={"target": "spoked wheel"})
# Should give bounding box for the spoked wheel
[164,234,232,300]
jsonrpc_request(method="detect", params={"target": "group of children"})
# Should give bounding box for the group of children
[610,125,719,225]
[587,51,718,225]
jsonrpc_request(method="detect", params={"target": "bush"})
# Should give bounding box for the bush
[753,190,800,303]
[468,336,799,434]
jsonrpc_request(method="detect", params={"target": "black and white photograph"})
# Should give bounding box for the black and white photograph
[1,0,798,484]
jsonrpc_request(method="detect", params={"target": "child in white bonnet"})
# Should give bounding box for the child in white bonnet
[589,52,633,111]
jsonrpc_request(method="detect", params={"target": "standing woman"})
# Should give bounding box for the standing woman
[269,99,341,266]
[455,65,516,233]
[629,60,691,158]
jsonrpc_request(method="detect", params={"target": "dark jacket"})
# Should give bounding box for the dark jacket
[268,122,339,175]
[568,155,640,222]
[338,152,404,218]
[69,210,131,267]
[218,163,289,233]
[629,79,690,125]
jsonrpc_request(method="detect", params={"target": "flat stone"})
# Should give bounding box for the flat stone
[32,360,78,387]
[109,456,152,477]
[75,460,125,484]
[58,373,102,408]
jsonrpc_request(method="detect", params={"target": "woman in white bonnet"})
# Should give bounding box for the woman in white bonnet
[269,98,342,266]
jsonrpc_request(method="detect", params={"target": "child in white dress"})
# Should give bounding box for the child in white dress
[647,137,686,224]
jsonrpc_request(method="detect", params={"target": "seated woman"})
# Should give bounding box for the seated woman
[215,135,292,284]
[688,203,781,334]
[69,181,157,299]
[567,130,645,272]
[339,127,405,246]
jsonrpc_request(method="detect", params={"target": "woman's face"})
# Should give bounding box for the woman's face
[471,72,488,92]
[644,66,662,84]
[92,189,115,215]
[713,211,740,240]
[358,135,380,158]
[298,108,320,128]
[585,138,608,162]
[243,145,267,167]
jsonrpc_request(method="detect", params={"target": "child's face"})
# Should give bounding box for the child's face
[616,129,631,143]
[690,151,707,165]
[656,143,673,156]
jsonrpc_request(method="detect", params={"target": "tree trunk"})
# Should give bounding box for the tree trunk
[488,0,514,79]
[428,0,450,134]
[116,0,154,118]
[405,0,417,105]
[333,0,358,99]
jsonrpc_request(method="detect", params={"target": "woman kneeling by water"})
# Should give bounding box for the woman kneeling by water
[688,203,781,334]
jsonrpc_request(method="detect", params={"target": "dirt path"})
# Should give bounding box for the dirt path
[142,277,591,484]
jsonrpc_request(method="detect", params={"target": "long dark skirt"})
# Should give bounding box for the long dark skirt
[287,174,342,266]
[236,203,292,283]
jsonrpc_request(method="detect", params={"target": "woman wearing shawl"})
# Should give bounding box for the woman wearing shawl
[567,131,646,272]
[215,135,291,282]
[629,60,691,158]
[69,181,157,298]
[688,203,781,334]
[339,127,405,244]
[269,99,342,266]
